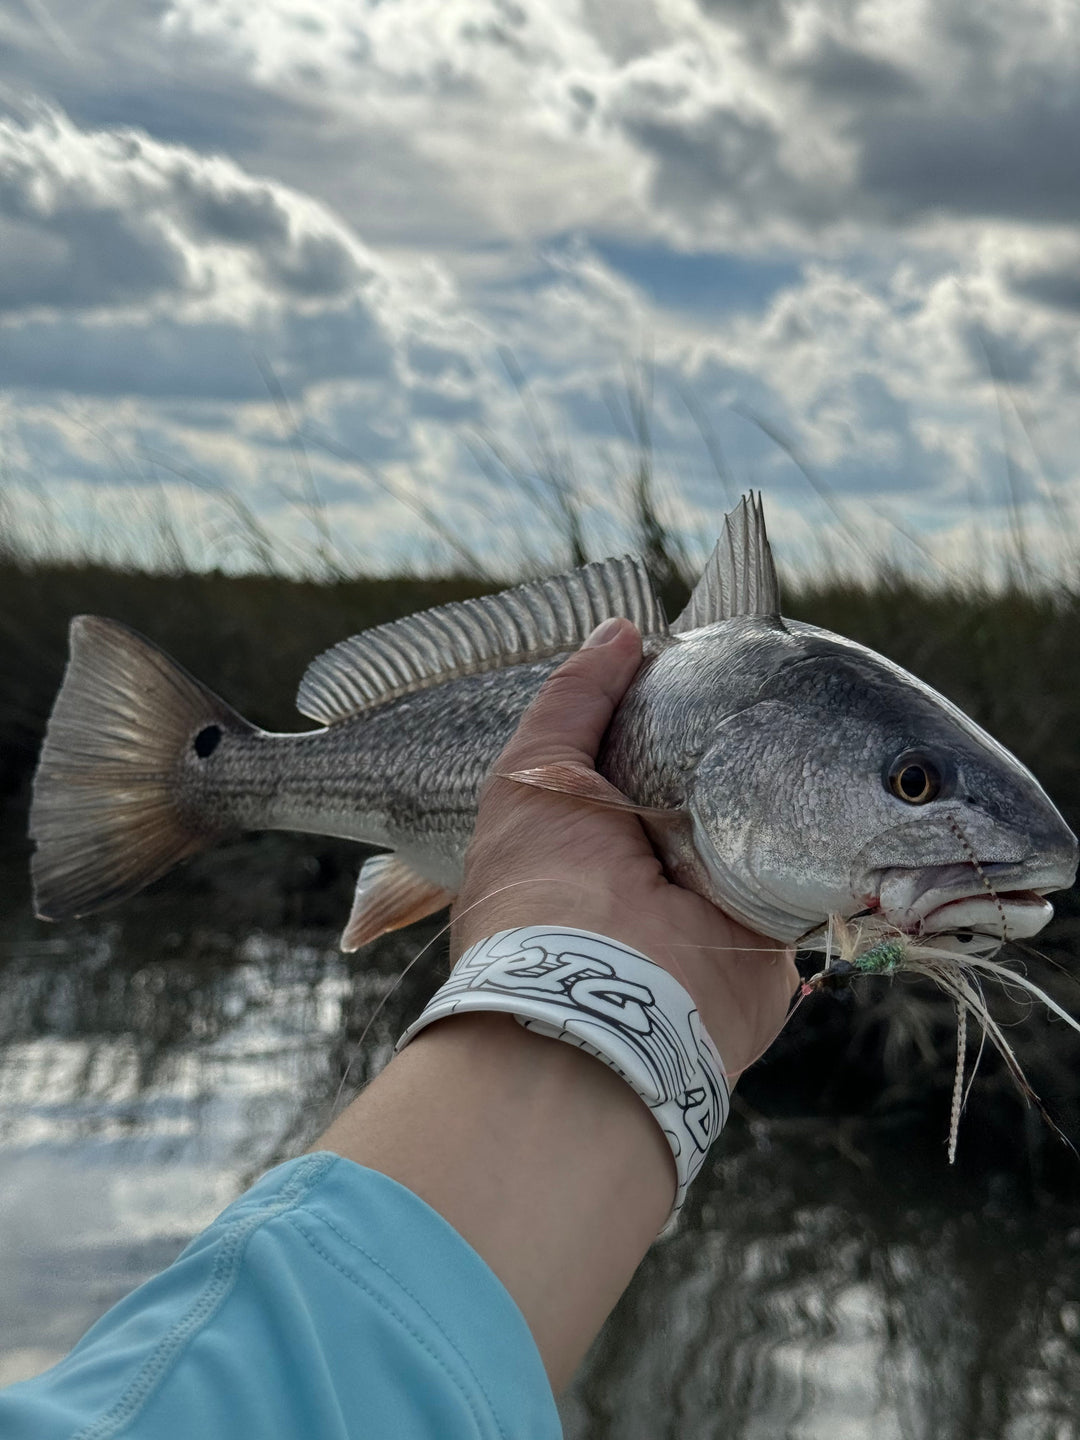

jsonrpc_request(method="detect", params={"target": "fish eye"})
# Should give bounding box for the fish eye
[886,750,942,805]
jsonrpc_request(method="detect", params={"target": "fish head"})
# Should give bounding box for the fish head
[682,620,1077,950]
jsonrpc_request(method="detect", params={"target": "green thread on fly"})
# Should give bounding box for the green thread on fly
[802,915,910,991]
[851,938,906,975]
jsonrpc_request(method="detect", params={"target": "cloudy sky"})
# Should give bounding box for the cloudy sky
[2,0,1079,579]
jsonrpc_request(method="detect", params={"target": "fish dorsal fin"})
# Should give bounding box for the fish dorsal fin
[672,493,783,633]
[297,556,668,724]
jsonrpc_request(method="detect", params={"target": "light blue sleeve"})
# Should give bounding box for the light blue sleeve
[0,1152,561,1440]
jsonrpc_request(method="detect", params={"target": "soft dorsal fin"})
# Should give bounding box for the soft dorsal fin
[672,493,782,633]
[297,556,668,725]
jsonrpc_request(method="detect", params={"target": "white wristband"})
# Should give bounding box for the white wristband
[396,926,730,1223]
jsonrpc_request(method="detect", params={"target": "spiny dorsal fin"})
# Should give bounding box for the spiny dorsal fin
[672,493,782,633]
[297,556,668,725]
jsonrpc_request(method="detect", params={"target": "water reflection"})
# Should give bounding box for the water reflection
[0,886,446,1387]
[2,887,1080,1435]
[562,1142,1080,1438]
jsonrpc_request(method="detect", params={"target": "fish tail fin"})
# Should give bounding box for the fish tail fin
[30,615,250,921]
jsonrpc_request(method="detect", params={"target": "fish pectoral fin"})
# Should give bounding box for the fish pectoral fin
[497,762,681,822]
[340,854,454,952]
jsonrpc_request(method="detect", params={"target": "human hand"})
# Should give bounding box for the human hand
[452,617,799,1080]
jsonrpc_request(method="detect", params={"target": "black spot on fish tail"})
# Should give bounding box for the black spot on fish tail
[194,725,222,758]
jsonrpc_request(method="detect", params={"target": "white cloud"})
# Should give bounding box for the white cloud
[0,107,380,319]
[147,0,1080,253]
[0,109,503,411]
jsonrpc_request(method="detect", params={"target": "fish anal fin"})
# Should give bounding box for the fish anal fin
[341,853,454,952]
[498,762,683,823]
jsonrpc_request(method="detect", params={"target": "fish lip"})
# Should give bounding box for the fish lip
[917,890,1054,941]
[873,859,1073,938]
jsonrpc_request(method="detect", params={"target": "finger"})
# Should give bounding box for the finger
[498,618,643,769]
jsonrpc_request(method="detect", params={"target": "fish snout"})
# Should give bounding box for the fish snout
[1021,790,1079,889]
[1045,813,1079,889]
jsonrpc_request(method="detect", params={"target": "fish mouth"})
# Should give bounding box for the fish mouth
[875,861,1070,944]
[918,889,1053,942]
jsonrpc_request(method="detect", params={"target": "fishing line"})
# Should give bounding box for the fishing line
[946,812,1011,940]
[330,875,800,1111]
[661,942,799,954]
[722,985,809,1083]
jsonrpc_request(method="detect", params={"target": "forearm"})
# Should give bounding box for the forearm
[314,1011,675,1392]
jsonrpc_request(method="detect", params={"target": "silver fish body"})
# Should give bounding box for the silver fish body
[30,497,1077,954]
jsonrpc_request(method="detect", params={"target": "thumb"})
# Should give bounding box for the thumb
[497,618,643,769]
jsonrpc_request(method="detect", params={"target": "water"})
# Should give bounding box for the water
[3,864,1080,1437]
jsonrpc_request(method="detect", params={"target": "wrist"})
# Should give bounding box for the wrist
[399,926,731,1224]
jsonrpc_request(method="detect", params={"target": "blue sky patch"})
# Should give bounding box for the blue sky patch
[592,240,801,314]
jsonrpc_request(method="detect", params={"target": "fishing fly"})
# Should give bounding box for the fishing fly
[798,910,1080,1164]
